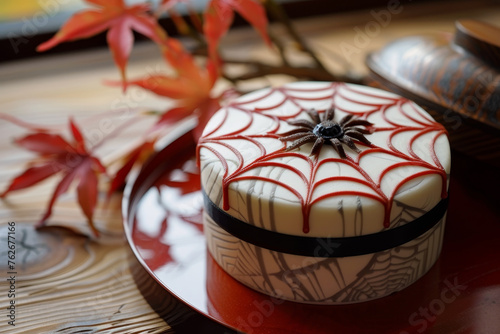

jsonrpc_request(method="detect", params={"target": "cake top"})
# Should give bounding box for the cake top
[198,82,450,237]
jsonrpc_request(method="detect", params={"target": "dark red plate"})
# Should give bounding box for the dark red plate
[123,125,500,334]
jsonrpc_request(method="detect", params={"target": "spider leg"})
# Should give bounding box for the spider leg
[343,118,373,128]
[347,127,372,135]
[285,134,317,151]
[339,114,355,126]
[280,131,315,142]
[339,136,361,153]
[287,119,316,129]
[344,130,372,145]
[310,137,324,156]
[330,138,347,158]
[280,127,314,137]
[323,107,336,121]
[305,109,321,124]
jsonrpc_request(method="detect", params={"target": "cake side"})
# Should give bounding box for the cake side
[203,209,447,303]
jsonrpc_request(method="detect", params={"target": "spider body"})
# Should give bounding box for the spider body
[279,108,373,158]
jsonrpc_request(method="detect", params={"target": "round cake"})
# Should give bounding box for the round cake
[197,82,450,304]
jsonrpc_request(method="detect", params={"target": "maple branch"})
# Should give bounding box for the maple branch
[166,0,359,83]
[221,58,342,82]
[264,0,328,72]
[221,72,239,85]
[184,0,360,84]
[0,113,61,132]
[90,113,152,152]
[190,48,358,83]
[172,10,207,48]
[268,30,291,67]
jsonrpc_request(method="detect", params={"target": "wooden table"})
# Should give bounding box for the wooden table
[1,2,500,333]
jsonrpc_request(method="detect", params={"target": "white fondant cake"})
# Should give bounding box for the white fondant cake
[198,82,450,304]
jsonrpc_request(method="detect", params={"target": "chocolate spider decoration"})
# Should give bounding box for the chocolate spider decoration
[279,108,373,158]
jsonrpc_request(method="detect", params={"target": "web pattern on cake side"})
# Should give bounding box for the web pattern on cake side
[204,206,446,303]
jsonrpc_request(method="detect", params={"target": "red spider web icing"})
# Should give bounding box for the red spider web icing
[198,82,448,233]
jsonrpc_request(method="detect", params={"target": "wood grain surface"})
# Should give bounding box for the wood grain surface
[1,2,499,333]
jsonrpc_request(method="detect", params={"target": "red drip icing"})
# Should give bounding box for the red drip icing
[198,83,449,234]
[222,183,230,211]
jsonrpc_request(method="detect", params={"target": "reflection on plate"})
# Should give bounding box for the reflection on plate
[124,126,500,334]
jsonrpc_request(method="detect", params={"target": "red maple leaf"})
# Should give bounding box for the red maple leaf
[133,217,175,270]
[1,119,106,236]
[122,38,221,139]
[159,0,190,11]
[179,211,204,233]
[158,167,200,196]
[107,139,156,198]
[203,0,271,60]
[159,0,203,34]
[37,0,167,85]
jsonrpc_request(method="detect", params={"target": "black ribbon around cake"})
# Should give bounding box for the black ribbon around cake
[203,190,449,257]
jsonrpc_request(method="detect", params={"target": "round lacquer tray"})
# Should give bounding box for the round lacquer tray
[123,125,500,334]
